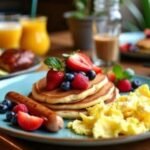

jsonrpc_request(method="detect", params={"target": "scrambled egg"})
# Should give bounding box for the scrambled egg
[68,84,150,138]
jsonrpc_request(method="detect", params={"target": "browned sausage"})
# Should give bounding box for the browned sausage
[6,91,64,132]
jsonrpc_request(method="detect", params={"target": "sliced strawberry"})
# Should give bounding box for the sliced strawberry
[17,111,44,131]
[46,70,64,91]
[92,65,102,74]
[13,104,28,113]
[107,72,116,83]
[66,52,92,72]
[117,79,132,92]
[71,73,89,90]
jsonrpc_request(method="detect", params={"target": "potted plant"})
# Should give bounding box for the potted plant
[122,0,150,31]
[64,0,94,50]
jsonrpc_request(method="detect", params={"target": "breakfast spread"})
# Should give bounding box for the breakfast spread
[0,49,35,73]
[0,52,149,140]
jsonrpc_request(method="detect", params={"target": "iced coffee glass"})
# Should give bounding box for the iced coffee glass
[92,0,122,66]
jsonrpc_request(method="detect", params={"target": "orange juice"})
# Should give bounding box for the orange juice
[20,17,50,56]
[0,22,22,49]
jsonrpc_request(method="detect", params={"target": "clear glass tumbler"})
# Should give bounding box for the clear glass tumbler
[92,0,122,66]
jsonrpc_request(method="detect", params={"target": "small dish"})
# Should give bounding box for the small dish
[119,32,150,59]
[0,57,41,80]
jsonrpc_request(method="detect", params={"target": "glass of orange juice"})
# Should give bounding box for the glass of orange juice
[20,16,50,56]
[0,22,22,49]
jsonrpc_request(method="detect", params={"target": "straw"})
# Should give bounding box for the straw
[31,0,38,18]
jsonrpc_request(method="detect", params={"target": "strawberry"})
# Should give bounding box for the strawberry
[71,73,89,90]
[120,43,131,53]
[144,29,150,38]
[46,70,64,91]
[17,111,44,131]
[107,72,116,83]
[117,79,132,92]
[66,52,92,72]
[92,65,102,74]
[13,104,28,113]
[44,57,65,91]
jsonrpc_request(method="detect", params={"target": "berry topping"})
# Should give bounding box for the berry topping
[128,45,139,52]
[117,79,132,92]
[66,52,92,72]
[107,72,116,83]
[17,111,44,131]
[2,99,14,109]
[144,29,150,38]
[92,65,102,74]
[132,80,141,89]
[86,70,96,80]
[46,70,64,91]
[0,104,8,114]
[10,114,18,125]
[71,73,89,90]
[64,73,75,81]
[13,104,28,113]
[44,57,65,91]
[6,111,16,122]
[120,43,132,53]
[60,81,71,91]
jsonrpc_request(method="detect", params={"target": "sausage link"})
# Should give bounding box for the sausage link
[6,91,64,132]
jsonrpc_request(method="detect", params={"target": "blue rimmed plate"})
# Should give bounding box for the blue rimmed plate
[0,72,150,146]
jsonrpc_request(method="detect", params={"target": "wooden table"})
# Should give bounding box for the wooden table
[0,31,150,150]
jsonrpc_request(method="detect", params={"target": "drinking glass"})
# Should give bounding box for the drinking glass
[0,14,22,49]
[92,0,122,66]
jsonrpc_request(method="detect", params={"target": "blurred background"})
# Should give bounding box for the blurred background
[0,0,147,33]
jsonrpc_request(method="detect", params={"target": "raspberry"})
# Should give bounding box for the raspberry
[71,73,89,90]
[117,79,132,92]
[13,104,28,113]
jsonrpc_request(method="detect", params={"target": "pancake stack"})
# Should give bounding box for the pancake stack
[32,73,119,119]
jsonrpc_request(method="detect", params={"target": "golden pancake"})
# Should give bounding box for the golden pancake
[137,38,150,50]
[43,82,115,110]
[52,88,118,119]
[32,74,108,104]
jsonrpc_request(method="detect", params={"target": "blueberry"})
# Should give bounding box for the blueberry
[79,71,86,76]
[129,45,139,52]
[0,104,8,114]
[60,81,71,91]
[6,111,16,122]
[132,80,141,89]
[86,70,96,80]
[11,114,18,125]
[65,73,75,81]
[2,99,14,109]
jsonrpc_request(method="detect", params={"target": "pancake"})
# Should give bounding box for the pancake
[43,82,115,110]
[52,88,119,119]
[55,109,87,119]
[32,74,108,104]
[137,38,150,50]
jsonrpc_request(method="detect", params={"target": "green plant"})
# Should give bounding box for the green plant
[71,0,92,19]
[123,0,150,31]
[71,0,123,19]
